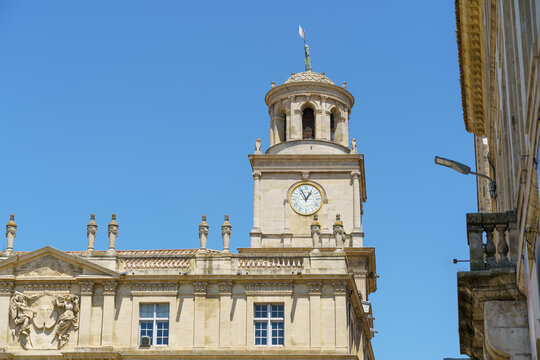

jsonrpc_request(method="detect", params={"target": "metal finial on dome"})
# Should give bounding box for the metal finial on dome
[299,25,312,72]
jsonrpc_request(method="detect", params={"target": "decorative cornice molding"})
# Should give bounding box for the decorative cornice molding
[245,282,293,295]
[131,282,178,295]
[455,0,487,135]
[24,283,70,293]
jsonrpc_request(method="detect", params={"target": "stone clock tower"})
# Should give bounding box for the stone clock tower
[250,70,366,249]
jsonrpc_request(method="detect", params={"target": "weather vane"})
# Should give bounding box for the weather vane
[299,25,312,72]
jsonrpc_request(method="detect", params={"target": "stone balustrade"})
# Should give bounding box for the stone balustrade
[466,211,517,270]
[237,255,304,269]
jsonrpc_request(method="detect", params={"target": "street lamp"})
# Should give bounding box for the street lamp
[434,156,497,198]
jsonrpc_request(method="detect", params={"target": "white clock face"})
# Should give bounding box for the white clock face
[290,183,323,215]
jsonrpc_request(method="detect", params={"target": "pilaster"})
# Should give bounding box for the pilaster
[78,281,94,347]
[308,281,322,348]
[101,281,117,346]
[218,282,232,347]
[0,281,13,349]
[193,281,207,348]
[333,281,348,349]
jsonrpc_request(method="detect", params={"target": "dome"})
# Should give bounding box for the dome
[284,71,334,85]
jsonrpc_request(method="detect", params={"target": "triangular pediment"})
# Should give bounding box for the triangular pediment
[0,246,120,279]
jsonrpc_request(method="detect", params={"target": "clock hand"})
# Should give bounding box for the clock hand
[299,189,307,201]
[306,190,313,200]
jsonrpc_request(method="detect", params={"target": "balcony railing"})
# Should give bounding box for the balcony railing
[466,211,517,271]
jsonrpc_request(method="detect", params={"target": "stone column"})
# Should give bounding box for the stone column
[101,281,117,346]
[78,281,94,346]
[308,281,322,348]
[193,282,207,348]
[341,109,349,147]
[333,281,348,349]
[0,281,13,348]
[319,96,330,141]
[5,215,16,256]
[218,282,232,347]
[270,117,277,145]
[285,108,292,141]
[252,172,261,231]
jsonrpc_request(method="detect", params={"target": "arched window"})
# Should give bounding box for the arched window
[330,113,335,142]
[283,112,287,141]
[302,108,315,139]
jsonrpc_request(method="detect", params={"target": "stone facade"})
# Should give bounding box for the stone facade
[0,69,377,360]
[455,0,540,359]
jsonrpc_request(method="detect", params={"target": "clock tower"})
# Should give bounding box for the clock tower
[249,70,366,249]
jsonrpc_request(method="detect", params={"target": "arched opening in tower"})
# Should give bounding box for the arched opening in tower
[302,108,315,140]
[330,113,335,142]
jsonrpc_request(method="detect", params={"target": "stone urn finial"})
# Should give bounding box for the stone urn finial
[86,214,97,253]
[107,214,118,255]
[221,215,231,253]
[5,214,16,256]
[310,214,321,250]
[198,215,209,252]
[333,214,345,252]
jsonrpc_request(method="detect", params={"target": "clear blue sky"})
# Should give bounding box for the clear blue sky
[0,1,477,359]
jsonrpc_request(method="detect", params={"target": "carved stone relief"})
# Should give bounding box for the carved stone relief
[9,291,79,349]
[15,255,82,278]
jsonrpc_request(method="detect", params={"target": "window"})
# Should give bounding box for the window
[139,303,169,346]
[330,113,335,142]
[302,108,315,139]
[254,304,284,346]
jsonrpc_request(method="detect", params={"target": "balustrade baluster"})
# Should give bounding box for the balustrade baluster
[484,224,496,268]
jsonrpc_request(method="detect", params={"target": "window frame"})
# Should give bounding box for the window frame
[253,303,284,346]
[139,303,170,346]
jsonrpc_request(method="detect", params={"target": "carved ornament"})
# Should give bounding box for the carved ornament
[131,283,178,295]
[218,282,233,294]
[102,281,117,295]
[10,291,79,349]
[193,282,207,295]
[0,281,13,294]
[332,281,347,295]
[244,282,293,295]
[308,281,323,295]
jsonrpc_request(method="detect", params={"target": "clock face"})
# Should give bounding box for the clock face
[289,183,323,215]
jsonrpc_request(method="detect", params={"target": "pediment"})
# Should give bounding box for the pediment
[0,246,120,279]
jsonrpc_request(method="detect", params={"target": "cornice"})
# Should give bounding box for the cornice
[455,0,488,135]
[265,82,355,109]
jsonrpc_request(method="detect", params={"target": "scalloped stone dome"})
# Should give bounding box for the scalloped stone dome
[284,71,334,85]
